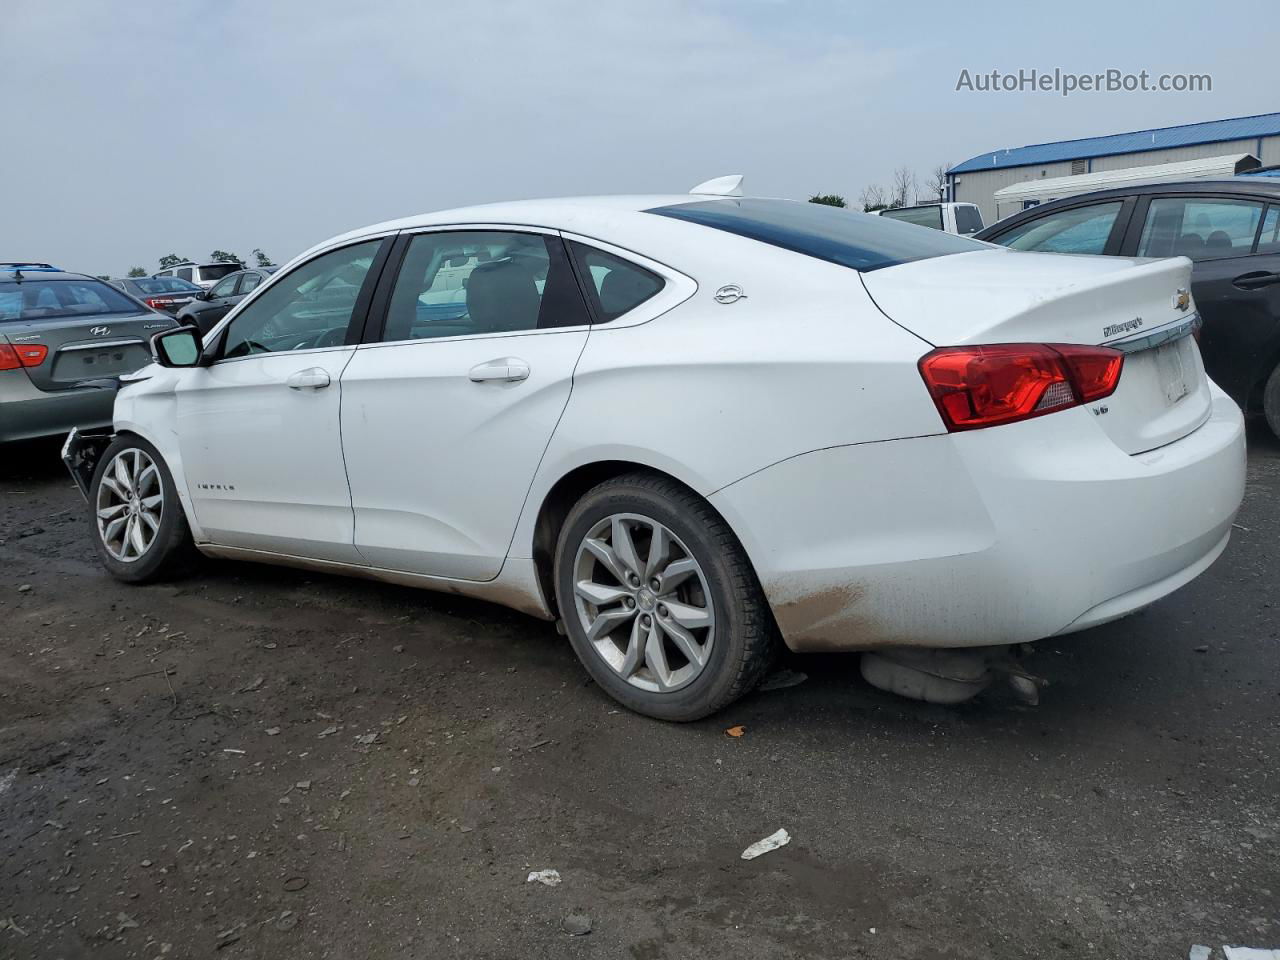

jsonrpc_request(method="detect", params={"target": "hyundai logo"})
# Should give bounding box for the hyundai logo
[90,326,111,337]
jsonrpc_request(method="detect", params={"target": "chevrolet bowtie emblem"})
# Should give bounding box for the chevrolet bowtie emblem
[1173,288,1191,312]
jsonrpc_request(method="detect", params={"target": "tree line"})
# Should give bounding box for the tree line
[809,163,950,212]
[121,249,277,278]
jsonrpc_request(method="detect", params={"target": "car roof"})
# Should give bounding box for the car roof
[294,194,735,264]
[0,269,101,282]
[977,177,1280,238]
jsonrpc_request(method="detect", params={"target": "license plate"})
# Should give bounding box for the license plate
[1152,338,1191,405]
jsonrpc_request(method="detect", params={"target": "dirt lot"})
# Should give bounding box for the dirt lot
[2,427,1278,960]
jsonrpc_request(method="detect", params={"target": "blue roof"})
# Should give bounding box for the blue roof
[949,112,1280,174]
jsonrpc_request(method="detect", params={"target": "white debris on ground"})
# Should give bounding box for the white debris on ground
[1190,947,1212,960]
[1223,949,1280,960]
[741,828,791,860]
[526,869,561,886]
[0,768,17,796]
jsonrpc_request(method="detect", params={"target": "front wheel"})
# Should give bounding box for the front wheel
[554,473,777,721]
[89,434,196,583]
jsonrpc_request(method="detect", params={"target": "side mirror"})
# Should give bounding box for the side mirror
[197,289,212,301]
[151,326,203,368]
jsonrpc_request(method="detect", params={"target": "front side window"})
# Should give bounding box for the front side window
[880,206,944,230]
[993,202,1123,255]
[1137,197,1264,260]
[0,278,144,322]
[647,198,982,272]
[220,240,382,358]
[567,241,664,321]
[209,275,240,298]
[380,231,590,343]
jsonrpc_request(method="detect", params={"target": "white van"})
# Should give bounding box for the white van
[876,202,984,236]
[152,261,244,290]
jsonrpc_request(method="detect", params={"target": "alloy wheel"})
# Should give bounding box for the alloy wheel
[96,449,163,563]
[571,512,716,693]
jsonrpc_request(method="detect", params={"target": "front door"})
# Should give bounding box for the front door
[340,229,594,580]
[176,238,388,561]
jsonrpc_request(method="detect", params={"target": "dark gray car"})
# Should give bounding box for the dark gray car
[175,267,276,334]
[0,269,176,443]
[109,275,204,316]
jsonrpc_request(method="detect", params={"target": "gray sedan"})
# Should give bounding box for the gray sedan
[0,269,176,443]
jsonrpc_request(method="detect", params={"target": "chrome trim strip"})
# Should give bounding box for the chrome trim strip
[1104,313,1200,354]
[59,338,143,352]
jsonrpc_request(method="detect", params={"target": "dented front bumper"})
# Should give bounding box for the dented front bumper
[62,427,115,501]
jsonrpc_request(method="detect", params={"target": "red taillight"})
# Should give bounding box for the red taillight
[0,343,48,370]
[919,343,1124,431]
[145,297,175,309]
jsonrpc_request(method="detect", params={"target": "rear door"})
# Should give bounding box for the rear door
[339,228,594,580]
[1122,193,1280,408]
[983,197,1137,256]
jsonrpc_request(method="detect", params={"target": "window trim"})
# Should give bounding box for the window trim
[555,230,696,331]
[565,239,666,324]
[204,236,395,366]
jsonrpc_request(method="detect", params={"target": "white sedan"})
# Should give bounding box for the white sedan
[66,177,1247,720]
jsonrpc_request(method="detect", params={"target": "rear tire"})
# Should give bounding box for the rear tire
[553,473,777,721]
[1264,363,1280,440]
[89,434,196,583]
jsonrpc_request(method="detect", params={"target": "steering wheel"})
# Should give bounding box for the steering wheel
[309,327,346,350]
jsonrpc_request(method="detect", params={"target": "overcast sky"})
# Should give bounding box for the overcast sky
[3,0,1274,276]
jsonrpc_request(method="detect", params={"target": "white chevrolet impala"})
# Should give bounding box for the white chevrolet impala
[65,178,1246,720]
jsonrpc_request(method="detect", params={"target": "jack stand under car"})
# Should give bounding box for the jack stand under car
[860,645,1047,705]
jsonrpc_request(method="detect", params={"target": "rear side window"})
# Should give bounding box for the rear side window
[880,206,943,230]
[647,198,982,272]
[1137,197,1264,260]
[992,202,1123,255]
[176,267,193,281]
[567,241,664,322]
[379,231,591,343]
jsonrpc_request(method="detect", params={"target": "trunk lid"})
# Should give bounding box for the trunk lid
[862,248,1210,454]
[1,310,174,391]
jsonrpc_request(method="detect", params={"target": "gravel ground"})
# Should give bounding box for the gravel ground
[2,425,1278,959]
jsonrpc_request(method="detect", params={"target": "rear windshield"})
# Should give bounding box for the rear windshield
[132,276,202,295]
[881,205,944,230]
[647,198,982,272]
[0,278,144,322]
[954,205,984,235]
[200,263,241,281]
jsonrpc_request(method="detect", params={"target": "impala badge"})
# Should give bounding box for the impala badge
[1173,288,1191,311]
[1103,318,1143,338]
[89,325,111,337]
[714,284,747,304]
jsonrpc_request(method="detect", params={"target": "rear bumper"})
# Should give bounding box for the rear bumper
[0,373,115,443]
[710,385,1246,652]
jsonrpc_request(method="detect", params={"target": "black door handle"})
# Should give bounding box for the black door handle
[1232,270,1280,291]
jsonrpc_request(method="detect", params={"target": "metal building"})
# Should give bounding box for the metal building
[947,112,1280,225]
